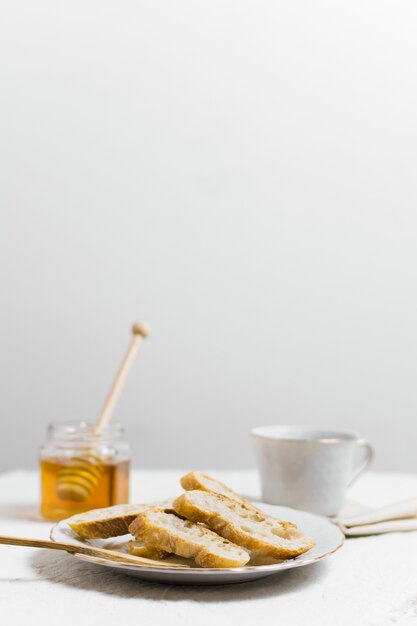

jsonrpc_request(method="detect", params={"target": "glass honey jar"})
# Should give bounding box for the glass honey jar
[40,421,130,520]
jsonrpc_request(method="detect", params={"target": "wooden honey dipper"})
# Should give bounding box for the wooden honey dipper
[56,321,150,502]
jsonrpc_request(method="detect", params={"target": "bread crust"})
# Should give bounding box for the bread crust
[173,491,316,559]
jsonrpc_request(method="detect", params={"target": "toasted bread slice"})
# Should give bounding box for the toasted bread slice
[67,500,173,539]
[127,540,168,561]
[180,471,255,508]
[129,508,250,568]
[173,491,315,559]
[180,471,295,527]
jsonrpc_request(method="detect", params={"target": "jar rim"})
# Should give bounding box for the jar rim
[47,420,124,442]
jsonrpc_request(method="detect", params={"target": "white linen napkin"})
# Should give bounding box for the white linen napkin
[335,497,417,536]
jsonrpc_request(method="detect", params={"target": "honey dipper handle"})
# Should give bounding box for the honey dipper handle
[94,321,151,434]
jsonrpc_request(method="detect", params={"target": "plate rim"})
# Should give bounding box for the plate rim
[50,502,345,575]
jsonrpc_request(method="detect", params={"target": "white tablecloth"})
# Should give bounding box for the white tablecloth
[1,469,417,626]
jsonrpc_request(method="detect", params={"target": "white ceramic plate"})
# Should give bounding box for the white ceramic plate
[51,503,344,585]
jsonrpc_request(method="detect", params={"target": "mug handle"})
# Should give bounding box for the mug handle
[348,438,373,486]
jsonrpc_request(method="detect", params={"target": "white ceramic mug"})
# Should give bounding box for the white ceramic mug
[251,425,373,516]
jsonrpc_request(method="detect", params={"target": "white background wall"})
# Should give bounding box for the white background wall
[1,0,416,473]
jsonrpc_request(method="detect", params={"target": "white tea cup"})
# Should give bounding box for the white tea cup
[251,425,373,516]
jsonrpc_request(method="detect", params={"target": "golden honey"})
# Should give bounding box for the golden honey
[40,458,130,520]
[40,421,131,520]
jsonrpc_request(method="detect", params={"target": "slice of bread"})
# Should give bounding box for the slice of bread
[129,508,250,568]
[180,471,296,527]
[180,471,255,508]
[67,499,173,539]
[173,490,316,559]
[127,540,168,561]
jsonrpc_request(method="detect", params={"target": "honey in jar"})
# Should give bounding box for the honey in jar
[40,421,130,520]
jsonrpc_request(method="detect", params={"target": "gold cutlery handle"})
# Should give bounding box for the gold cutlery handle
[0,534,188,568]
